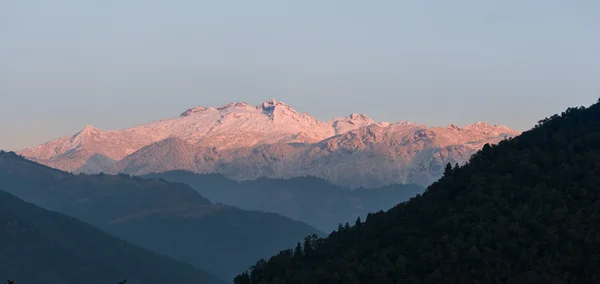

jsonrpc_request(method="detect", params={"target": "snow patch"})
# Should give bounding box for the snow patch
[180,106,211,117]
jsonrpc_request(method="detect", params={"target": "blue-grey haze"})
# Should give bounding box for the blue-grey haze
[1,0,599,150]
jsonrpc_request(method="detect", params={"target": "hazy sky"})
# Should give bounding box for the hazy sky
[1,1,599,150]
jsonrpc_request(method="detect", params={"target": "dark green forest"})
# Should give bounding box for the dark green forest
[0,190,224,284]
[234,100,600,283]
[0,153,320,281]
[145,171,424,232]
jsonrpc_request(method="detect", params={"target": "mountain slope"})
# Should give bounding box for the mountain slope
[0,151,321,281]
[234,100,600,284]
[145,171,425,232]
[113,122,516,188]
[18,100,377,169]
[18,100,518,187]
[0,189,224,284]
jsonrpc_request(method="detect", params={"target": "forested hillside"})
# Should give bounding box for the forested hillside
[235,100,600,284]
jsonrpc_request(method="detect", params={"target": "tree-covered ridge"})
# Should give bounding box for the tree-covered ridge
[145,171,425,232]
[0,190,224,284]
[235,100,600,284]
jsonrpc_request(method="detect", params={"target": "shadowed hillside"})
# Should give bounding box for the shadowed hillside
[235,100,600,284]
[0,151,321,281]
[0,190,224,284]
[145,171,425,232]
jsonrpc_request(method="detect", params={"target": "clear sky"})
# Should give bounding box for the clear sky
[1,1,599,151]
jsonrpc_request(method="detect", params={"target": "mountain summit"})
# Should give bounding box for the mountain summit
[18,100,519,187]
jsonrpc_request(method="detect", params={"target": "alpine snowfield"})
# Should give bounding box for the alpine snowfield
[19,99,519,187]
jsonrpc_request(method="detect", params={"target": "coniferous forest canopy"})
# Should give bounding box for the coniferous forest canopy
[234,99,600,284]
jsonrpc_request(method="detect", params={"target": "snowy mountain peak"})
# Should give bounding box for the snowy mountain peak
[260,99,278,112]
[180,106,211,117]
[77,125,102,135]
[470,121,489,127]
[460,121,515,136]
[463,121,503,130]
[348,113,373,122]
[446,124,461,130]
[256,99,306,120]
[259,99,295,112]
[260,99,287,107]
[182,100,295,117]
[181,102,259,117]
[19,99,521,187]
[217,102,253,110]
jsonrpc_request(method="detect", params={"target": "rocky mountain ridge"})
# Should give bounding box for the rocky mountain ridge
[18,99,519,187]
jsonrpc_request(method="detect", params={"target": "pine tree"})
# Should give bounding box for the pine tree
[234,272,251,284]
[443,163,453,177]
[293,242,303,257]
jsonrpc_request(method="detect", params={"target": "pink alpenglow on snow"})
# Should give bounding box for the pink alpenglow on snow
[18,99,520,188]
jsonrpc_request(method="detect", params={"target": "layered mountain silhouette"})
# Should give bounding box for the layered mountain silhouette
[0,151,321,281]
[145,171,425,232]
[19,100,518,188]
[234,100,600,283]
[0,189,224,284]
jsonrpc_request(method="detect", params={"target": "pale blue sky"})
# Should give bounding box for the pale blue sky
[1,1,599,150]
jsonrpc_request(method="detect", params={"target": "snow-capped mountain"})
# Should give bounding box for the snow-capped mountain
[18,99,520,187]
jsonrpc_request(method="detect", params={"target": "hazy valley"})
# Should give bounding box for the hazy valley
[0,151,320,280]
[145,171,425,232]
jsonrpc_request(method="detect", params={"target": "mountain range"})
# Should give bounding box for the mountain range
[18,99,519,188]
[0,189,224,284]
[234,100,600,283]
[0,151,320,281]
[144,171,425,232]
